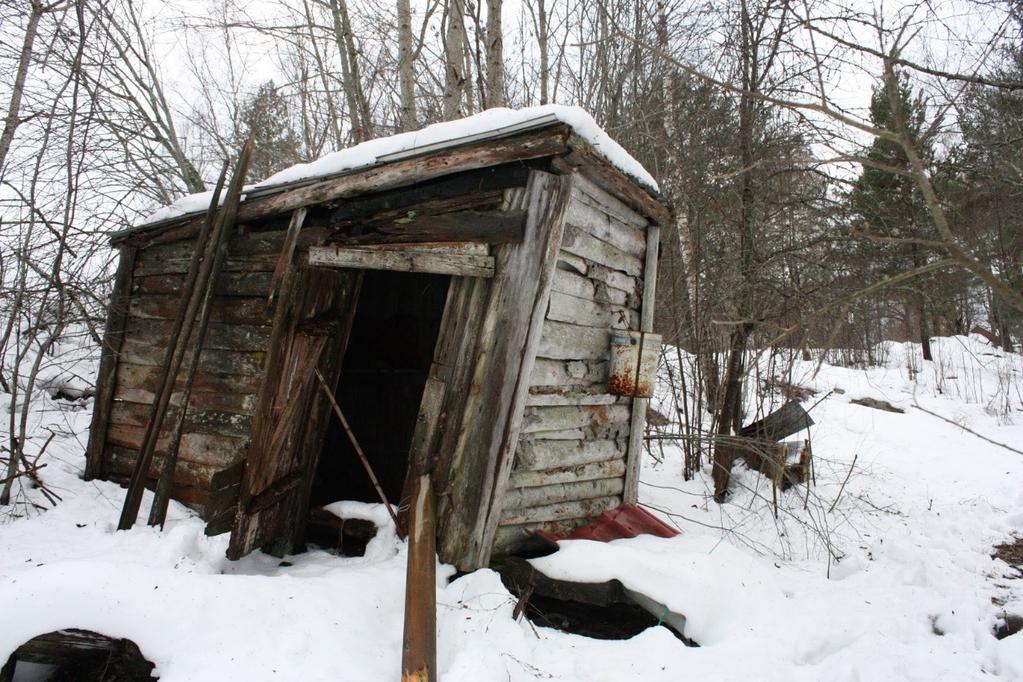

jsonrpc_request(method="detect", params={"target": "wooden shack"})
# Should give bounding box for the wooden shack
[84,109,669,571]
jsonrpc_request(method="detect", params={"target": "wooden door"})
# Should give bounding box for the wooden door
[227,266,359,559]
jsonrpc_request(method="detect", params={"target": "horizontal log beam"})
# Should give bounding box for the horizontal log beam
[332,210,526,245]
[308,244,495,277]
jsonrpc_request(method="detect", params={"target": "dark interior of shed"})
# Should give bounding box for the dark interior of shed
[308,269,450,515]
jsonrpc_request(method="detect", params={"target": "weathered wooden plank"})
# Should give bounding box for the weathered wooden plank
[499,494,621,525]
[114,362,261,408]
[565,195,646,257]
[738,401,814,441]
[514,438,626,471]
[525,389,617,406]
[333,210,525,245]
[132,270,275,297]
[586,262,641,297]
[106,424,247,469]
[537,320,609,360]
[229,266,359,560]
[556,138,671,225]
[520,404,631,435]
[113,385,257,416]
[119,339,266,376]
[570,174,649,229]
[624,223,660,504]
[552,267,637,309]
[85,246,136,480]
[529,358,607,387]
[135,225,330,262]
[124,318,271,352]
[560,224,642,276]
[547,291,638,330]
[510,459,626,489]
[116,126,572,248]
[109,400,253,439]
[503,477,624,510]
[329,163,529,225]
[128,294,272,325]
[437,170,572,570]
[522,421,631,441]
[308,244,495,278]
[107,446,224,489]
[133,253,281,277]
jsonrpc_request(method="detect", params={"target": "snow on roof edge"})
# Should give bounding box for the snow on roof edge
[138,105,659,227]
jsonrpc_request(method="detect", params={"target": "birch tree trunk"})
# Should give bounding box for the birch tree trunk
[485,0,504,108]
[444,0,467,120]
[0,1,43,174]
[397,0,417,130]
[328,0,372,142]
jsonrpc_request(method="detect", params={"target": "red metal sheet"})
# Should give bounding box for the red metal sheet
[539,504,679,543]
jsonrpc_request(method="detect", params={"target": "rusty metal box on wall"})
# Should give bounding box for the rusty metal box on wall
[608,331,661,398]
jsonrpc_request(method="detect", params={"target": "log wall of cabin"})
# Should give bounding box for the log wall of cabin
[493,174,650,554]
[99,223,326,512]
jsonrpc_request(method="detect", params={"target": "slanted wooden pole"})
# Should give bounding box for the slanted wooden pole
[313,368,400,529]
[116,158,230,531]
[148,151,250,527]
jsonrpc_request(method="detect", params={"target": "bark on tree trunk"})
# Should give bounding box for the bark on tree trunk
[444,0,467,120]
[0,1,43,173]
[397,0,417,130]
[485,0,504,108]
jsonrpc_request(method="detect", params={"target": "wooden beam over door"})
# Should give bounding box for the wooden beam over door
[308,243,495,278]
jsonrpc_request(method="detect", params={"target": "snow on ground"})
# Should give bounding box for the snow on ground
[142,105,658,225]
[1,334,1021,680]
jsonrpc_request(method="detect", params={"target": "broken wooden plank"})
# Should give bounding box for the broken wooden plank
[738,400,815,441]
[570,176,649,229]
[308,244,495,278]
[560,224,643,276]
[547,291,638,330]
[552,267,637,309]
[564,195,646,258]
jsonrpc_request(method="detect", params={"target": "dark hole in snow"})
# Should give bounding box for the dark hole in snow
[1,629,157,681]
[494,556,696,646]
[46,386,94,403]
[994,613,1022,640]
[303,507,377,557]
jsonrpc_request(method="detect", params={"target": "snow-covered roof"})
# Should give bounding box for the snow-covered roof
[140,105,658,226]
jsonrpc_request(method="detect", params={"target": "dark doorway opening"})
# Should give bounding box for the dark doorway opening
[308,269,450,514]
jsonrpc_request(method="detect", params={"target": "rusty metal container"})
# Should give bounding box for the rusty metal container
[608,331,661,398]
